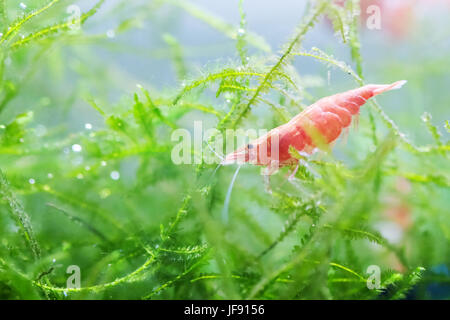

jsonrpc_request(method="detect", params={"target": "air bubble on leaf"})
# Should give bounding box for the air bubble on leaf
[29,178,35,185]
[19,138,24,143]
[76,173,84,179]
[85,166,91,171]
[63,147,70,155]
[101,160,107,166]
[63,291,67,297]
[72,144,82,152]
[110,171,120,180]
[237,28,245,35]
[52,258,56,263]
[0,124,5,129]
[421,112,431,122]
[19,2,27,9]
[0,33,3,39]
[85,123,93,130]
[48,173,54,179]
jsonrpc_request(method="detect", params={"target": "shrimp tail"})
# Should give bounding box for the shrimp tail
[372,80,407,95]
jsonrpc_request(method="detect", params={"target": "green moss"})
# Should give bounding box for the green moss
[0,0,448,300]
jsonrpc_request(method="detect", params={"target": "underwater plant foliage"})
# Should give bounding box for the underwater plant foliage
[0,0,449,300]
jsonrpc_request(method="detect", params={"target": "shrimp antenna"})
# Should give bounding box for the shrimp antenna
[205,162,223,184]
[205,139,224,161]
[222,165,241,224]
[203,140,225,183]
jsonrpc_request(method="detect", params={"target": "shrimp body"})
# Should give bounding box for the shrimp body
[222,80,406,171]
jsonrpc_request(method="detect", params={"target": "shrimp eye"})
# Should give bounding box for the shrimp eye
[247,144,254,149]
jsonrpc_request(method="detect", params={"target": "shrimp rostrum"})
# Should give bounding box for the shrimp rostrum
[222,80,407,176]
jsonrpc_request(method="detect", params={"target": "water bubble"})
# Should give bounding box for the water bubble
[72,144,82,152]
[63,147,70,155]
[52,258,56,263]
[110,171,120,180]
[84,123,92,130]
[28,178,35,185]
[237,28,245,35]
[0,33,3,39]
[85,166,91,171]
[19,2,27,9]
[63,291,68,297]
[0,124,5,129]
[19,138,24,143]
[101,160,107,166]
[47,173,54,179]
[35,125,47,137]
[421,112,431,122]
[106,29,115,38]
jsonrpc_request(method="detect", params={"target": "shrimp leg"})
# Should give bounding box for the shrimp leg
[288,161,300,181]
[261,160,280,193]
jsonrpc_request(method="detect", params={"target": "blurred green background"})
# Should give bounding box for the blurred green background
[0,0,449,299]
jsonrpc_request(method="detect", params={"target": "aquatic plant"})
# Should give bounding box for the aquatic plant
[0,0,448,299]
